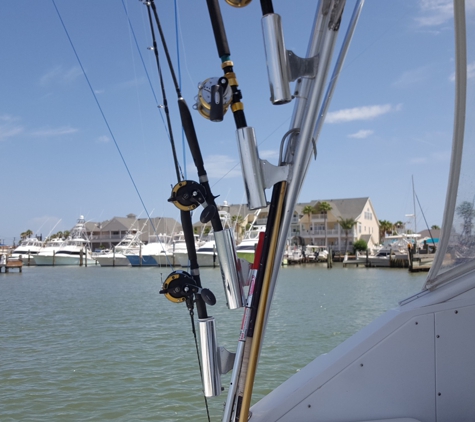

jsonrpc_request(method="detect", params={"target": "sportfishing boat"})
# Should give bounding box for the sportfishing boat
[34,237,64,266]
[10,237,44,265]
[126,234,171,267]
[175,211,233,267]
[153,0,475,420]
[235,225,266,263]
[40,216,96,266]
[94,230,143,267]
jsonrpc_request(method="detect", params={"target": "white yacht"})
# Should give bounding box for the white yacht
[94,230,143,267]
[34,238,65,266]
[43,216,95,266]
[235,225,266,264]
[126,233,172,267]
[159,232,203,267]
[11,237,44,265]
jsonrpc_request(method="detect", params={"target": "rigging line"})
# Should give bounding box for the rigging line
[51,0,158,236]
[415,193,436,245]
[145,2,182,182]
[120,0,170,139]
[174,0,187,178]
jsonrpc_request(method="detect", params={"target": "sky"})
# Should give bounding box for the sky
[0,0,470,244]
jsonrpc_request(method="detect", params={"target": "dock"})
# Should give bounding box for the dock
[0,256,23,273]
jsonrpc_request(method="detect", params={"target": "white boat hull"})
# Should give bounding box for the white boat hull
[95,255,130,267]
[35,253,96,266]
[174,251,219,267]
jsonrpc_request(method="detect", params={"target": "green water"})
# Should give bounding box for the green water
[0,265,426,421]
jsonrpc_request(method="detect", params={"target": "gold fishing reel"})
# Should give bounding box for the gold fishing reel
[225,0,252,7]
[168,180,206,212]
[194,77,233,121]
[160,270,217,305]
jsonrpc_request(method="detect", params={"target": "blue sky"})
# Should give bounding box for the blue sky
[0,0,469,243]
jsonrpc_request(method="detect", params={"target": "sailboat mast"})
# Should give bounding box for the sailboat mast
[412,175,417,234]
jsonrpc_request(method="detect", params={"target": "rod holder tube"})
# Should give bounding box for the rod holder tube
[214,228,245,309]
[262,13,292,105]
[199,317,221,397]
[236,127,267,210]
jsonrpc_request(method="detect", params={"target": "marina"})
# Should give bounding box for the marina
[2,0,475,420]
[0,265,426,421]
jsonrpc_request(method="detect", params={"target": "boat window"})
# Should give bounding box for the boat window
[426,4,475,287]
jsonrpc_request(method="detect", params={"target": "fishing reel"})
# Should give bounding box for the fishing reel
[194,77,233,122]
[168,180,207,212]
[225,0,252,6]
[168,180,218,224]
[160,270,216,306]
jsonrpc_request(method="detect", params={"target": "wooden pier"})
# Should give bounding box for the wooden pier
[0,257,23,273]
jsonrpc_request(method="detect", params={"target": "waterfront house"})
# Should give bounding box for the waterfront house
[86,214,182,251]
[291,197,380,252]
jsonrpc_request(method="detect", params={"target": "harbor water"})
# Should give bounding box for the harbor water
[1,264,426,421]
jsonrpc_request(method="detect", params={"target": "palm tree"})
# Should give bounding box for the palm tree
[62,230,70,239]
[379,220,393,241]
[456,200,475,240]
[431,225,440,230]
[316,201,332,247]
[338,218,357,252]
[394,221,405,234]
[301,206,314,232]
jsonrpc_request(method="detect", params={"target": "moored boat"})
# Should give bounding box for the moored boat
[10,237,44,265]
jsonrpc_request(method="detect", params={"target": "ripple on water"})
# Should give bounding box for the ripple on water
[0,265,425,421]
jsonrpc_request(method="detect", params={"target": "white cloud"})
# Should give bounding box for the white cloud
[0,114,19,122]
[40,65,83,86]
[259,149,279,160]
[0,125,24,141]
[450,61,475,81]
[31,126,78,137]
[326,104,401,123]
[97,135,110,143]
[415,0,453,27]
[410,150,450,164]
[200,155,241,179]
[348,130,374,139]
[393,66,431,87]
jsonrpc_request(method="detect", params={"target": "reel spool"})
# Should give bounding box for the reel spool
[168,180,207,211]
[225,0,252,7]
[194,77,232,121]
[160,270,216,306]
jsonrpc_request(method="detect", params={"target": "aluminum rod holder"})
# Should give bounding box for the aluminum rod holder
[236,127,267,210]
[199,317,221,397]
[262,13,292,104]
[214,228,245,309]
[262,13,319,105]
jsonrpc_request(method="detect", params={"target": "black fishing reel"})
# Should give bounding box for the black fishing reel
[160,270,216,306]
[168,180,218,224]
[168,180,206,211]
[194,77,232,122]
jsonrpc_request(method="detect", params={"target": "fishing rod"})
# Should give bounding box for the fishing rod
[142,0,214,320]
[143,0,253,405]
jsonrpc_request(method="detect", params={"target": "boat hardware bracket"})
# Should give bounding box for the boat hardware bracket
[287,50,319,82]
[261,160,290,190]
[218,346,236,375]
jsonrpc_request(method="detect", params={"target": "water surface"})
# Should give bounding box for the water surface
[0,264,426,421]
